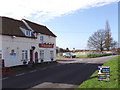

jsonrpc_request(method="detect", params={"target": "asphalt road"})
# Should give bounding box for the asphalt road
[2,55,117,89]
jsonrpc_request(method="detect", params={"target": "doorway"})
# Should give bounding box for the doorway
[30,50,33,62]
[35,52,38,63]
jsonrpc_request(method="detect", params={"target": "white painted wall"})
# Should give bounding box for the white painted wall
[1,33,56,67]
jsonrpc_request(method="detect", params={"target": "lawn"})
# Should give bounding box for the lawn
[76,56,119,89]
[56,53,64,57]
[73,52,88,58]
[73,52,116,58]
[76,54,88,58]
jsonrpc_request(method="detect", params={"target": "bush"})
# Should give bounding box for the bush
[87,53,116,58]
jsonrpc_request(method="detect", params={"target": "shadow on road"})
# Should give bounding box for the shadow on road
[2,62,103,89]
[56,60,75,62]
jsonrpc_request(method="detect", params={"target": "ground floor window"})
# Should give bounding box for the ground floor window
[0,50,4,67]
[50,51,54,59]
[40,50,44,59]
[0,50,2,60]
[22,50,28,60]
[10,49,16,58]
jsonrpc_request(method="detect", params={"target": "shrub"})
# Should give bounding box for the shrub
[87,53,116,58]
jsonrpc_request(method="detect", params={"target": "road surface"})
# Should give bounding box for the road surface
[2,55,117,89]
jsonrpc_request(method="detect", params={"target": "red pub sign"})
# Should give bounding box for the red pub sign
[39,43,54,48]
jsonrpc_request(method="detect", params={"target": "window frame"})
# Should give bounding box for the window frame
[50,51,54,59]
[0,50,3,59]
[39,50,44,59]
[40,36,44,42]
[22,50,28,60]
[25,30,31,36]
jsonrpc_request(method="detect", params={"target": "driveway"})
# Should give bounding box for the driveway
[57,55,117,64]
[2,55,117,89]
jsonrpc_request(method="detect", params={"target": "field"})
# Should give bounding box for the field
[72,52,116,58]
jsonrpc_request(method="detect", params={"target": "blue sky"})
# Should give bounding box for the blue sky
[42,2,118,50]
[0,0,118,50]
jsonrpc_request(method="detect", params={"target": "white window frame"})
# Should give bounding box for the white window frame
[39,50,44,59]
[50,51,54,59]
[22,50,28,60]
[0,50,3,59]
[25,30,31,36]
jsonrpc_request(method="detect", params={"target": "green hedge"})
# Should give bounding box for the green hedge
[87,53,116,58]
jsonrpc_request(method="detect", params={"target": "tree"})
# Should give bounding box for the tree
[73,48,75,52]
[88,20,117,51]
[104,20,113,51]
[111,41,117,49]
[66,48,69,52]
[87,29,105,51]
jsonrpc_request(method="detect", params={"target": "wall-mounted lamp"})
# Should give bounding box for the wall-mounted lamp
[12,36,16,39]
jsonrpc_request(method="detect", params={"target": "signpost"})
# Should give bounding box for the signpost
[98,66,110,81]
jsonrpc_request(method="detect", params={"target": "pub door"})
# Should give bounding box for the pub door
[35,52,38,63]
[30,50,33,62]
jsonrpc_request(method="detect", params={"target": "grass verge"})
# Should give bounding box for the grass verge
[76,54,88,58]
[56,54,64,57]
[76,56,119,88]
[87,53,116,58]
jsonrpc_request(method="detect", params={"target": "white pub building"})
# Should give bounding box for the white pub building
[0,16,57,67]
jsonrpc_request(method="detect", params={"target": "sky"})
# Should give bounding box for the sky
[0,0,119,50]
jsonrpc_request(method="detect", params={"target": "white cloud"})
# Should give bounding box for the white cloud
[0,0,118,23]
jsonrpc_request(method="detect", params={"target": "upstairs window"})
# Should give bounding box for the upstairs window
[25,30,31,36]
[40,36,44,42]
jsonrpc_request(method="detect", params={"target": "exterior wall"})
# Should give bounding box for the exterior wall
[1,34,56,67]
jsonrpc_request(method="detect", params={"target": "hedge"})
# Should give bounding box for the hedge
[87,53,116,58]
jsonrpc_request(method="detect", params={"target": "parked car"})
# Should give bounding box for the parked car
[63,52,76,58]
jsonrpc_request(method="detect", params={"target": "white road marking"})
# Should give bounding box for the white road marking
[2,77,8,80]
[16,73,24,76]
[30,70,37,73]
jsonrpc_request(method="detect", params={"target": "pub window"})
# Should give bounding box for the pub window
[25,30,31,36]
[10,49,16,56]
[40,50,44,59]
[22,50,28,60]
[50,51,54,59]
[0,50,3,59]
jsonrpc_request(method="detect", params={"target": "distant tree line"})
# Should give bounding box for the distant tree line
[56,47,73,53]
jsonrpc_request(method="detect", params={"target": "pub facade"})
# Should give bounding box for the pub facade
[0,16,56,67]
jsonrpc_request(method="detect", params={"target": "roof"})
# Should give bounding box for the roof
[0,16,56,38]
[0,16,28,37]
[22,19,56,37]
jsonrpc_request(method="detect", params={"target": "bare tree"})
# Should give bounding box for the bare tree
[88,21,117,51]
[104,20,113,51]
[87,29,105,51]
[111,40,117,49]
[66,48,69,52]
